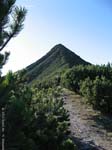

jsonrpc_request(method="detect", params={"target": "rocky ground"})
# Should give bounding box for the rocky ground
[63,89,112,150]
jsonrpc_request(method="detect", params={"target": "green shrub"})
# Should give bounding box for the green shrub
[61,138,77,150]
[80,76,112,114]
[31,87,73,150]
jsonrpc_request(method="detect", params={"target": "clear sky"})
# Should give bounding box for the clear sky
[3,0,112,74]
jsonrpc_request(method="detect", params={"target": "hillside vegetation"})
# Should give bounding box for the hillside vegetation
[0,72,77,149]
[32,63,112,115]
[62,64,112,114]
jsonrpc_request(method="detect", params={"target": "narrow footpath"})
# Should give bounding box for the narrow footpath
[63,89,112,150]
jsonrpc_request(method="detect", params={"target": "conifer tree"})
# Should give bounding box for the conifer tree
[0,0,27,71]
[0,0,27,149]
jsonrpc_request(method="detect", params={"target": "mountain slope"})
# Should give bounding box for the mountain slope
[24,44,90,82]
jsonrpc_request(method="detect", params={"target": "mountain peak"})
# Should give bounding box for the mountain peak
[26,44,90,82]
[53,43,65,48]
[49,44,74,58]
[51,44,68,52]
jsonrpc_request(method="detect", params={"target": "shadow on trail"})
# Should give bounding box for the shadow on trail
[87,114,112,133]
[72,136,106,150]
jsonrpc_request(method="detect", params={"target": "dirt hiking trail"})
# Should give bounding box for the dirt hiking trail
[63,89,112,150]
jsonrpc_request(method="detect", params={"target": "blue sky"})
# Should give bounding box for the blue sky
[3,0,112,74]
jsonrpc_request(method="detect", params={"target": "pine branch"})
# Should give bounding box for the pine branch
[0,6,27,51]
[0,33,13,51]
